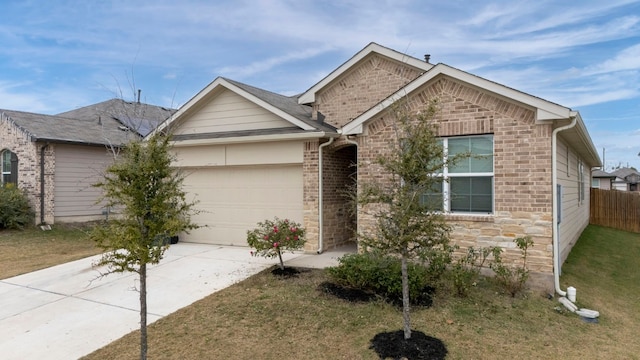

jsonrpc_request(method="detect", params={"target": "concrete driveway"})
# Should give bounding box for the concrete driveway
[0,243,352,359]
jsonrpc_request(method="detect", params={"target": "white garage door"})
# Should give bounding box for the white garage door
[180,165,303,246]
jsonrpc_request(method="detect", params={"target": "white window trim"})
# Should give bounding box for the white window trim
[438,135,495,214]
[1,150,11,184]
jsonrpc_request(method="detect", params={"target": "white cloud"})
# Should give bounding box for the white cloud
[585,43,640,75]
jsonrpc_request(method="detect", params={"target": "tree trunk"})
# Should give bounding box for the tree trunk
[277,248,285,270]
[401,255,411,339]
[140,263,148,360]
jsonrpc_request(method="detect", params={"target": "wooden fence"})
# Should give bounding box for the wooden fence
[590,188,640,233]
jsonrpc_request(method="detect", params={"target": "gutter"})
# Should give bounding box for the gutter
[317,137,334,254]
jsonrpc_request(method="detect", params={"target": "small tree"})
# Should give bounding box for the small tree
[91,132,198,360]
[358,99,452,340]
[247,217,306,270]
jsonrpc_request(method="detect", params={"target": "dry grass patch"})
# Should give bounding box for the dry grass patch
[0,223,101,279]
[82,225,640,359]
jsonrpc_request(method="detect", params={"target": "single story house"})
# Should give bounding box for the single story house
[0,99,174,224]
[591,169,616,190]
[610,167,640,191]
[155,43,600,289]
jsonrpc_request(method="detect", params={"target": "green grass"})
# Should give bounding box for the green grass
[79,225,640,359]
[0,223,101,279]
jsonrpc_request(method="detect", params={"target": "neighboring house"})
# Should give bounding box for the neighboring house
[0,99,174,224]
[610,167,640,191]
[154,43,600,289]
[591,169,616,190]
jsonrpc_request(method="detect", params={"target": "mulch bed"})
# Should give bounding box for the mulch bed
[270,266,301,278]
[275,270,447,358]
[369,330,448,360]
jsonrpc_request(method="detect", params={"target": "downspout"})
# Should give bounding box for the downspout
[317,137,334,254]
[40,143,49,225]
[552,115,599,318]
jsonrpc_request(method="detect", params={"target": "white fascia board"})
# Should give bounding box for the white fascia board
[341,64,574,135]
[151,78,315,139]
[171,131,333,147]
[150,77,227,137]
[298,43,433,105]
[222,80,316,131]
[572,111,601,166]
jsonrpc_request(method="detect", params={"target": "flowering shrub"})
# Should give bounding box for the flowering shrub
[247,217,306,270]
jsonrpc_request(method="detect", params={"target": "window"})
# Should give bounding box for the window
[424,135,494,213]
[591,178,600,188]
[1,150,17,185]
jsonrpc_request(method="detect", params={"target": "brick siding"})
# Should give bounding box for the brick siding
[0,116,55,224]
[314,54,424,128]
[355,76,555,276]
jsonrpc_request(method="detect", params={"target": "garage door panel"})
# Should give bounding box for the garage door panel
[180,165,303,245]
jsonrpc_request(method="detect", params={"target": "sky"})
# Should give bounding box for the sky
[0,0,639,170]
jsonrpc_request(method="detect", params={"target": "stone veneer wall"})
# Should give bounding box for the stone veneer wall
[357,76,556,285]
[0,116,55,224]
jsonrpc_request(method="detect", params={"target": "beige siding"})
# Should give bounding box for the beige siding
[174,90,293,135]
[180,165,303,246]
[54,145,113,219]
[173,141,303,168]
[556,139,589,265]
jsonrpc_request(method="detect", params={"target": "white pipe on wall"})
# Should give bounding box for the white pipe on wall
[551,115,577,297]
[317,137,334,254]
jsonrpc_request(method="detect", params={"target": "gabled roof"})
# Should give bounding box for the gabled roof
[154,77,336,137]
[298,42,433,105]
[0,108,137,146]
[58,98,175,137]
[340,62,601,166]
[0,99,173,146]
[611,167,640,181]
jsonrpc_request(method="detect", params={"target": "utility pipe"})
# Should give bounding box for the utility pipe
[40,143,49,225]
[317,137,334,254]
[551,115,577,297]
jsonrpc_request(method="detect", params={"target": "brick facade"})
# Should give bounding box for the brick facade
[321,143,357,249]
[0,116,55,224]
[314,54,424,128]
[302,140,320,252]
[325,74,557,284]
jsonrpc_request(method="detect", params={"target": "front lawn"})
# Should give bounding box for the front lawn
[0,223,101,279]
[80,225,640,359]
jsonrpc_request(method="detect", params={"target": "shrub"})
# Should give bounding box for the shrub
[0,184,34,229]
[326,252,433,306]
[450,246,492,297]
[419,243,454,284]
[490,236,534,297]
[247,217,306,270]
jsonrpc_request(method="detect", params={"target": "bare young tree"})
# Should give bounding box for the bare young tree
[358,99,452,340]
[91,131,198,360]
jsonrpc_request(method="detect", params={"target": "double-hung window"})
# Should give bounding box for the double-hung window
[1,150,17,185]
[425,135,494,214]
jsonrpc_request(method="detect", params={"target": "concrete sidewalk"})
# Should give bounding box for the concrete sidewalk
[0,243,354,360]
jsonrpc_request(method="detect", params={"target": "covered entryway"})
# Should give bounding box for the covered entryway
[180,164,303,246]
